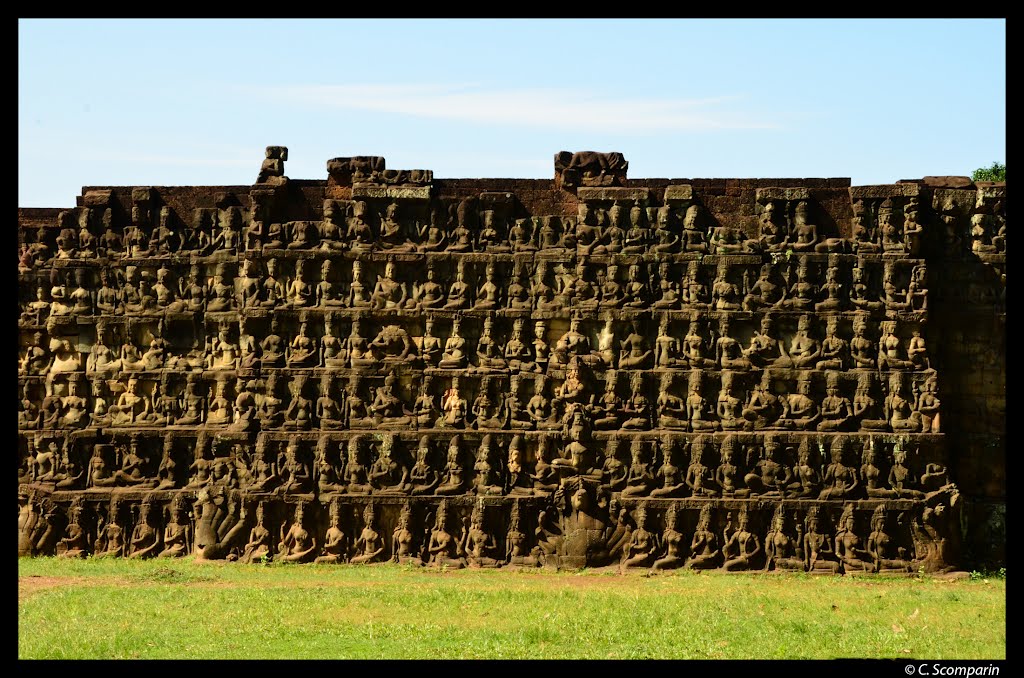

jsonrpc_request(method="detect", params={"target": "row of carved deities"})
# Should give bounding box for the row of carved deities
[19,366,940,434]
[20,429,949,502]
[19,193,943,262]
[20,311,934,381]
[24,175,1007,260]
[19,253,929,318]
[18,490,961,574]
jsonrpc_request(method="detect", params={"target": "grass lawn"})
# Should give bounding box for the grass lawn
[18,558,1005,660]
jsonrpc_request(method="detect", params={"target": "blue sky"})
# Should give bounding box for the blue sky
[19,19,1006,207]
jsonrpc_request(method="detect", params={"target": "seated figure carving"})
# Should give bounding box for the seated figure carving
[282,375,313,431]
[780,260,818,312]
[776,375,819,431]
[406,265,446,311]
[834,504,873,573]
[867,505,913,573]
[885,372,921,433]
[686,370,719,432]
[651,261,680,309]
[651,204,680,253]
[277,437,312,494]
[443,260,471,310]
[438,318,468,370]
[743,315,787,368]
[436,378,468,429]
[371,373,412,428]
[344,374,376,430]
[650,435,686,498]
[409,436,440,496]
[681,204,708,252]
[621,505,659,569]
[716,435,750,498]
[316,260,346,308]
[370,260,407,310]
[744,434,792,497]
[804,507,841,573]
[682,316,716,369]
[621,264,648,309]
[620,439,655,498]
[723,508,762,571]
[711,262,742,310]
[765,506,805,571]
[716,316,751,371]
[345,260,371,310]
[316,374,345,430]
[257,374,285,429]
[817,371,854,431]
[654,317,683,368]
[612,318,648,369]
[435,436,469,496]
[687,505,721,570]
[743,263,783,311]
[370,322,417,366]
[717,371,751,431]
[474,316,507,373]
[819,436,860,500]
[369,435,410,494]
[341,502,384,565]
[377,201,415,252]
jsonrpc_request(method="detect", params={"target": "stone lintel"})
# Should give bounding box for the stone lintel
[755,187,811,202]
[577,187,651,203]
[350,185,431,201]
[849,184,922,200]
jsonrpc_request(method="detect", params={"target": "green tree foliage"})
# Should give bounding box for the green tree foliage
[972,162,1006,182]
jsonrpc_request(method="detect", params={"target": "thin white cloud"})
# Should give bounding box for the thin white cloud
[242,83,777,133]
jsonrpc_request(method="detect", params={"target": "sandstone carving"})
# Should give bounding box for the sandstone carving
[18,147,994,573]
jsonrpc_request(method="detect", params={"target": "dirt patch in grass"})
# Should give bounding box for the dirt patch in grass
[19,575,93,601]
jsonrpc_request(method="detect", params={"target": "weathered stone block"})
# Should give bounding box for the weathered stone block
[350,185,431,200]
[849,184,921,199]
[83,189,114,207]
[577,187,651,203]
[923,176,975,189]
[663,185,693,202]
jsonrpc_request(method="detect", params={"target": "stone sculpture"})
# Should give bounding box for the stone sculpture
[16,148,971,574]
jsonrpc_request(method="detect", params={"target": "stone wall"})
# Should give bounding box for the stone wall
[16,149,1003,571]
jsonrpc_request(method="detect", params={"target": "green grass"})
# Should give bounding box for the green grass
[19,558,1005,659]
